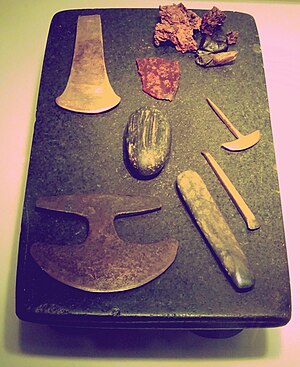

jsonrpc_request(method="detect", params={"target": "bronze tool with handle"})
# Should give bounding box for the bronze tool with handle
[206,98,261,151]
[177,170,255,291]
[202,151,260,230]
[56,15,121,113]
[30,194,178,292]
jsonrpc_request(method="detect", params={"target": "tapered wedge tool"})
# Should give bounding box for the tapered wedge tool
[56,15,121,113]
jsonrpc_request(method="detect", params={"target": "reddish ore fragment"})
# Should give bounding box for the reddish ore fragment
[136,58,181,101]
[200,6,226,36]
[226,31,239,45]
[153,3,202,53]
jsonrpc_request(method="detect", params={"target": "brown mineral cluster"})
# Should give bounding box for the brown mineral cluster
[153,3,202,53]
[226,31,239,45]
[200,6,227,36]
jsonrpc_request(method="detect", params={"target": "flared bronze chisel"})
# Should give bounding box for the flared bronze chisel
[56,15,121,113]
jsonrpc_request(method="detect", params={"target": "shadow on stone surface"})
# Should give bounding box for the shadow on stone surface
[15,321,278,359]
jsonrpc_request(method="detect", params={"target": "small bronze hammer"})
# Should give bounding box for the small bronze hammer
[207,98,261,151]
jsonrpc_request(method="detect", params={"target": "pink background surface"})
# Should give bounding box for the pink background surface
[1,1,299,366]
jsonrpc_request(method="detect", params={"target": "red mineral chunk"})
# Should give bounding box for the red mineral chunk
[136,57,181,101]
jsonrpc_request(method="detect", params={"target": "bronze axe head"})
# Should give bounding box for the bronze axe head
[30,194,178,292]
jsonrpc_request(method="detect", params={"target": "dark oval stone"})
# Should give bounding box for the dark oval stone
[124,107,171,178]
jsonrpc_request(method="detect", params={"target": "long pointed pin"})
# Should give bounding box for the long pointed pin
[202,151,260,230]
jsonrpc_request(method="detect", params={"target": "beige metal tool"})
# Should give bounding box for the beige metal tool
[206,98,261,151]
[202,151,260,230]
[30,194,178,292]
[56,15,121,113]
[177,170,255,291]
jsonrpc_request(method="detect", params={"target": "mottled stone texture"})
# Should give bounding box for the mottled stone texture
[177,170,255,290]
[16,9,291,330]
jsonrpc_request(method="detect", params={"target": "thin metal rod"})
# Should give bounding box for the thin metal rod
[202,151,260,230]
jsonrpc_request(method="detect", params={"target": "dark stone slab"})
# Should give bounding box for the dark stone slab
[16,8,291,331]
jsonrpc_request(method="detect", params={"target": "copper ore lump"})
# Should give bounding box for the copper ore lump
[153,3,202,53]
[226,31,239,45]
[200,6,227,36]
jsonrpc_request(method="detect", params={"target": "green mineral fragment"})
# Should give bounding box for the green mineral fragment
[195,50,238,68]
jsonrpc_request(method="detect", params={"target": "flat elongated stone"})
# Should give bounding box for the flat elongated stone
[177,170,255,290]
